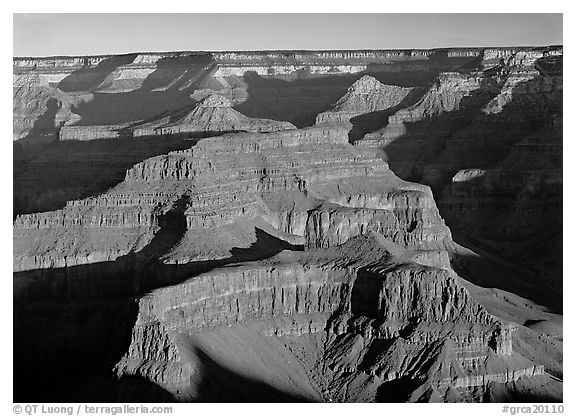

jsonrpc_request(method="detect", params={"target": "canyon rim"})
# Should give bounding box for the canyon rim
[13,14,563,404]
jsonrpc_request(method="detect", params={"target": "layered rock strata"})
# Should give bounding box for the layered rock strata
[350,48,562,306]
[13,47,487,148]
[14,123,452,285]
[315,75,414,124]
[59,94,296,141]
[114,234,554,402]
[13,46,563,403]
[356,47,562,186]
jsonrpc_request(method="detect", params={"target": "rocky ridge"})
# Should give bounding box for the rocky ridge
[14,122,451,278]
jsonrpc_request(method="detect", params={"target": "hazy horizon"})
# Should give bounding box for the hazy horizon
[14,13,563,58]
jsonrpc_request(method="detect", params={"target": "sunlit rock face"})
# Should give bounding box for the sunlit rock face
[315,75,415,124]
[14,123,453,283]
[116,235,534,402]
[13,46,562,403]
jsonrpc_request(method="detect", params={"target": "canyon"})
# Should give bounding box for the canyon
[13,46,562,402]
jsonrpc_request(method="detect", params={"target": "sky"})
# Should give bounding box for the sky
[13,13,563,57]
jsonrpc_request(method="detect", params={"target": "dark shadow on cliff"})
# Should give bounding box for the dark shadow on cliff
[450,235,562,315]
[230,227,304,259]
[376,377,424,402]
[350,266,382,319]
[351,65,563,314]
[438,162,562,312]
[14,98,63,196]
[376,76,508,185]
[234,71,364,127]
[429,118,563,313]
[58,54,139,92]
[13,141,29,178]
[15,98,61,161]
[189,347,313,402]
[369,66,561,186]
[435,116,563,298]
[13,296,141,402]
[14,206,303,401]
[69,54,214,126]
[17,359,177,402]
[13,136,197,216]
[233,66,447,128]
[347,87,427,142]
[535,53,563,77]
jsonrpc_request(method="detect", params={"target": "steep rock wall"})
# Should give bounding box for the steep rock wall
[114,235,543,401]
[14,123,452,280]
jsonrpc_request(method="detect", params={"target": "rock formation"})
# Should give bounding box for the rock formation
[13,46,562,403]
[59,93,296,141]
[356,47,562,184]
[116,233,555,402]
[14,123,452,277]
[352,47,562,304]
[315,75,414,124]
[10,47,500,216]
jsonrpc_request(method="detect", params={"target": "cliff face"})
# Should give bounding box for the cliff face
[14,123,452,281]
[315,75,415,123]
[357,48,561,182]
[13,48,480,142]
[14,47,561,219]
[350,47,562,298]
[114,235,556,402]
[13,46,562,403]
